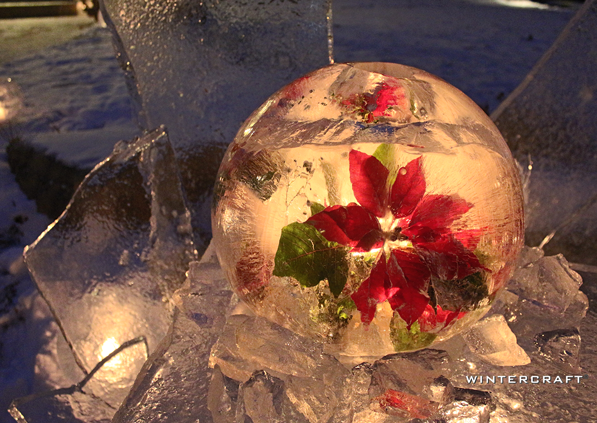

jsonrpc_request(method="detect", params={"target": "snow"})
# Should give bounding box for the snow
[0,1,581,422]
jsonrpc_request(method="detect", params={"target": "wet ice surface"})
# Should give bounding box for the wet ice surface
[20,128,196,412]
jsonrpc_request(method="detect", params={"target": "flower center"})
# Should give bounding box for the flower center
[387,226,408,242]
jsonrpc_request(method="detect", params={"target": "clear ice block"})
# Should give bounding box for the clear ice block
[212,62,525,355]
[462,314,530,367]
[24,128,196,408]
[112,245,233,423]
[8,337,148,423]
[100,0,332,247]
[492,1,597,265]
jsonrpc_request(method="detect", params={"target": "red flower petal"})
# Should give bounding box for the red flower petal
[388,249,430,292]
[418,304,463,332]
[351,254,400,325]
[414,235,485,280]
[370,81,407,119]
[454,228,483,250]
[435,305,463,327]
[407,194,471,235]
[376,389,436,419]
[417,304,438,332]
[306,203,382,248]
[388,285,429,328]
[349,150,389,217]
[390,157,426,218]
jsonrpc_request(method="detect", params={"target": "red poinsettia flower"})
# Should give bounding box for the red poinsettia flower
[339,80,409,123]
[305,150,485,328]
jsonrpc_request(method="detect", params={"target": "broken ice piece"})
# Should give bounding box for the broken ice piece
[9,390,114,423]
[424,376,455,404]
[9,337,148,423]
[507,252,582,313]
[369,349,451,402]
[209,313,350,422]
[208,365,241,423]
[236,371,309,423]
[371,389,438,419]
[24,127,196,407]
[441,400,491,423]
[209,314,345,383]
[112,251,233,423]
[534,328,581,369]
[462,314,530,366]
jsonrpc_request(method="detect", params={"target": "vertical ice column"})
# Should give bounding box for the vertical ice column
[492,0,597,265]
[100,0,333,249]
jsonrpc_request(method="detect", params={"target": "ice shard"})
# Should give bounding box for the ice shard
[112,245,233,423]
[462,314,530,367]
[492,0,597,265]
[209,313,350,423]
[8,337,148,423]
[100,0,333,248]
[23,128,196,408]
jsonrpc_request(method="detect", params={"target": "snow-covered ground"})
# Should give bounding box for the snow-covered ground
[0,1,580,421]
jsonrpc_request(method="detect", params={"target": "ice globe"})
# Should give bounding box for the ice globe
[211,63,524,357]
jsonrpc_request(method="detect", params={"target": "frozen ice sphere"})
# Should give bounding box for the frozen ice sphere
[100,0,331,248]
[534,328,581,369]
[212,62,525,355]
[462,314,530,366]
[24,128,196,408]
[112,247,233,423]
[508,252,582,313]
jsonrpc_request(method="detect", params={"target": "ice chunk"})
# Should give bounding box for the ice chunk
[9,391,114,423]
[499,250,588,348]
[100,0,332,247]
[426,376,455,404]
[508,252,582,313]
[440,400,491,423]
[462,315,530,366]
[208,365,241,423]
[369,350,450,402]
[534,328,581,369]
[24,128,196,408]
[237,371,309,423]
[492,2,597,265]
[210,313,351,423]
[111,247,233,423]
[210,314,346,383]
[8,337,148,423]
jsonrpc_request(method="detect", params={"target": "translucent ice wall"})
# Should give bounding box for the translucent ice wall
[100,0,333,249]
[492,0,597,266]
[23,128,196,410]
